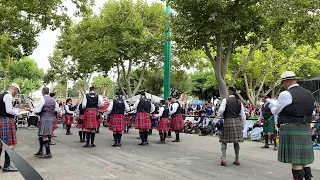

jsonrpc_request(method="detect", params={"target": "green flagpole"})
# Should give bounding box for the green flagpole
[164,0,171,99]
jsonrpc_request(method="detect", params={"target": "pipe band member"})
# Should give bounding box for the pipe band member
[270,71,315,180]
[0,83,21,172]
[77,103,86,143]
[82,86,104,148]
[155,100,170,144]
[260,96,278,150]
[33,87,60,159]
[169,96,184,142]
[131,92,155,145]
[218,87,246,166]
[106,92,130,147]
[49,92,60,145]
[64,99,74,135]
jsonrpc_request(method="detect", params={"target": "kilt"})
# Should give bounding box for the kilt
[0,117,17,146]
[83,108,98,129]
[170,114,183,131]
[77,115,84,129]
[109,114,125,132]
[263,116,275,133]
[97,115,102,124]
[219,117,244,143]
[158,118,169,131]
[125,115,132,126]
[135,112,151,130]
[65,115,74,125]
[38,116,54,136]
[53,116,58,131]
[278,123,314,164]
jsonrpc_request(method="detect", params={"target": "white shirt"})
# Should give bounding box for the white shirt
[131,99,155,113]
[3,91,19,115]
[155,106,165,118]
[33,95,60,113]
[82,92,104,108]
[169,102,180,115]
[64,104,74,114]
[259,102,278,123]
[106,99,131,115]
[271,83,298,116]
[218,95,246,126]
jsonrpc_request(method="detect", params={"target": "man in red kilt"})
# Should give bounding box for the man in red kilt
[0,83,21,172]
[131,92,155,145]
[96,112,102,133]
[64,98,74,135]
[166,98,172,138]
[169,97,184,142]
[124,101,133,133]
[76,103,86,143]
[155,100,170,144]
[106,93,130,147]
[82,86,104,148]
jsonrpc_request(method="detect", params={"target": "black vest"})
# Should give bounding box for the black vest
[171,101,182,115]
[279,86,315,122]
[223,97,241,119]
[65,105,73,115]
[0,92,14,118]
[137,98,151,112]
[261,102,272,120]
[86,93,98,108]
[79,103,85,115]
[110,99,125,115]
[161,106,169,118]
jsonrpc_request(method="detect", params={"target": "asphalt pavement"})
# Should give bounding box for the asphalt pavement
[1,125,320,180]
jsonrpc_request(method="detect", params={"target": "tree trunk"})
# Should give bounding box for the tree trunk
[133,62,147,95]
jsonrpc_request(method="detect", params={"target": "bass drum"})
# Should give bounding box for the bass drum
[98,96,110,112]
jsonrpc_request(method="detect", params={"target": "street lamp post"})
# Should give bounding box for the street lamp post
[163,0,172,99]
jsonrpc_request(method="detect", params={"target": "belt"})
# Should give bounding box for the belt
[0,116,15,120]
[279,116,312,124]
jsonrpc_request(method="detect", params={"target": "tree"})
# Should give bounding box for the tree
[91,75,114,98]
[52,80,67,98]
[190,71,219,101]
[171,0,320,99]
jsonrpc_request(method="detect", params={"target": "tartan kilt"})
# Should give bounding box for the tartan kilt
[263,116,275,133]
[170,114,184,131]
[125,115,132,126]
[219,118,244,143]
[135,112,151,130]
[158,118,169,132]
[278,123,314,164]
[97,115,102,124]
[77,115,84,129]
[0,118,17,146]
[109,114,125,132]
[65,115,74,125]
[83,108,98,129]
[53,116,58,131]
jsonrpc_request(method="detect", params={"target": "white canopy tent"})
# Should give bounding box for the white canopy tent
[126,92,163,103]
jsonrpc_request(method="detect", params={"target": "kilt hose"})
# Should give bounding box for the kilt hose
[109,114,125,132]
[263,116,275,133]
[158,118,169,132]
[135,112,151,130]
[219,117,244,143]
[83,108,98,129]
[0,117,17,146]
[65,115,74,125]
[53,116,58,131]
[278,123,314,164]
[170,114,184,131]
[77,115,84,129]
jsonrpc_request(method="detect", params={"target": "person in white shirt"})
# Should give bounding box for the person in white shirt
[0,83,20,172]
[169,97,184,142]
[64,98,74,135]
[218,87,246,166]
[154,100,170,144]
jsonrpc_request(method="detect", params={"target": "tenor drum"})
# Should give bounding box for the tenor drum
[98,96,110,112]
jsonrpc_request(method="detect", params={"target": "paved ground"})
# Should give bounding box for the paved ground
[1,125,320,180]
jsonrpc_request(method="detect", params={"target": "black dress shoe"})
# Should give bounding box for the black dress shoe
[38,154,52,158]
[34,152,43,156]
[156,141,165,144]
[2,166,18,172]
[111,143,119,147]
[261,145,269,148]
[83,144,91,148]
[172,140,180,142]
[138,142,146,145]
[91,144,96,147]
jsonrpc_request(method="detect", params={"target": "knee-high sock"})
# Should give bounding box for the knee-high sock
[117,133,122,144]
[79,131,83,140]
[39,137,44,153]
[0,147,2,157]
[168,129,171,136]
[139,131,144,143]
[4,151,11,168]
[221,143,227,160]
[303,167,312,180]
[45,140,51,155]
[113,133,117,143]
[86,132,91,144]
[175,130,180,140]
[159,132,163,141]
[82,131,86,141]
[234,143,240,160]
[164,132,167,142]
[144,130,149,142]
[91,132,95,145]
[292,169,305,180]
[273,134,277,146]
[264,135,268,146]
[48,136,51,142]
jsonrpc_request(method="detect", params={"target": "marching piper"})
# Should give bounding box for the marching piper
[49,92,59,145]
[82,86,104,148]
[166,98,172,138]
[270,71,315,180]
[155,100,170,144]
[0,83,21,172]
[169,96,184,142]
[33,87,60,158]
[106,92,130,147]
[76,102,86,143]
[64,99,74,135]
[131,92,155,145]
